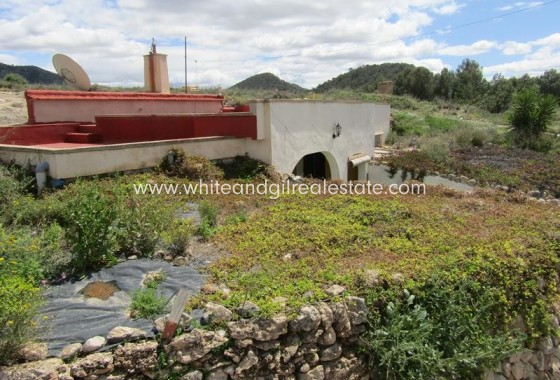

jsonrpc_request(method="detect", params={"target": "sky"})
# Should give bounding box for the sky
[0,0,559,89]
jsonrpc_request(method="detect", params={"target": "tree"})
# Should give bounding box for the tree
[454,59,486,103]
[433,68,455,100]
[508,89,558,146]
[481,74,514,113]
[1,73,27,88]
[394,67,434,100]
[539,69,560,98]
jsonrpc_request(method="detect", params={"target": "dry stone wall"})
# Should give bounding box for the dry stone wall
[3,295,560,380]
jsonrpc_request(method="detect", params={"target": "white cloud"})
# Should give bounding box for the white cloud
[434,1,465,15]
[498,1,543,11]
[0,0,558,88]
[438,40,497,56]
[501,41,532,56]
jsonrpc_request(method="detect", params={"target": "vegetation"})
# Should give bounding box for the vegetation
[130,288,169,320]
[508,89,558,149]
[0,62,62,85]
[229,72,307,93]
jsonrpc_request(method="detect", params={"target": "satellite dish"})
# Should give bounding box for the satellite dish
[52,54,92,91]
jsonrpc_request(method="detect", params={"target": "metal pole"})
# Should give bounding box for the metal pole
[185,36,189,94]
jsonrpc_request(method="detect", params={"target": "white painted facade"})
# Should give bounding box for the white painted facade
[245,100,391,180]
[0,100,391,181]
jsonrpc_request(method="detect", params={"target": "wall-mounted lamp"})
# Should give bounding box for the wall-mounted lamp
[332,123,342,139]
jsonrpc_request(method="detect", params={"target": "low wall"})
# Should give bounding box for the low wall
[25,90,225,124]
[2,296,560,379]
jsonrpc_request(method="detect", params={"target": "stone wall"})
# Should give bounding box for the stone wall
[0,296,371,380]
[3,295,560,380]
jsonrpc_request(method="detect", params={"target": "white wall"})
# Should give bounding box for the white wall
[246,100,390,180]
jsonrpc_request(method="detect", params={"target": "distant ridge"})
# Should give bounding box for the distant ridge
[0,62,62,85]
[230,73,307,92]
[314,63,414,92]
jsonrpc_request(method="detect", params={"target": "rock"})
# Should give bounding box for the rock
[228,316,288,341]
[180,370,204,380]
[282,345,299,363]
[520,350,533,363]
[106,326,147,344]
[166,328,228,365]
[363,269,381,287]
[502,362,512,378]
[325,285,345,297]
[235,349,259,376]
[82,336,106,353]
[346,296,368,325]
[206,368,229,380]
[0,358,67,380]
[16,342,48,362]
[70,353,114,378]
[323,355,368,380]
[298,365,324,380]
[317,326,337,346]
[539,337,554,354]
[320,344,342,362]
[534,351,545,372]
[236,301,261,318]
[391,273,404,283]
[290,306,322,332]
[60,343,83,360]
[173,256,189,266]
[317,302,334,329]
[127,255,138,260]
[202,302,233,325]
[467,179,477,186]
[300,363,311,373]
[113,341,158,375]
[163,254,174,262]
[331,302,352,337]
[272,296,288,308]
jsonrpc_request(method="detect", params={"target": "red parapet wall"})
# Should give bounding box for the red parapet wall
[25,90,226,124]
[95,113,257,144]
[0,123,81,145]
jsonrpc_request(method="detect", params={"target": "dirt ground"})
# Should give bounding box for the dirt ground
[0,91,28,125]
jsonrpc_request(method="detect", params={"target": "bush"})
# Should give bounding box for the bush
[161,218,196,256]
[198,200,219,239]
[508,90,558,147]
[64,181,121,274]
[116,193,174,257]
[0,275,42,365]
[130,288,169,320]
[161,149,224,180]
[363,279,522,380]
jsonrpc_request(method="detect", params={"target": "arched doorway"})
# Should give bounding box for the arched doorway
[293,152,332,179]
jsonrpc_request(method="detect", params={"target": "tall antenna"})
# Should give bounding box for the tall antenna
[184,36,188,93]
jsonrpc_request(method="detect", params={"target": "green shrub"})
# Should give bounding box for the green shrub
[64,181,120,274]
[198,200,219,239]
[420,139,450,164]
[0,275,42,365]
[363,280,522,380]
[130,288,169,319]
[161,218,196,256]
[116,193,175,257]
[161,149,224,180]
[425,114,462,134]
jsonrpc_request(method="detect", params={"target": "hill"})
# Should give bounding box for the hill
[0,62,62,85]
[230,73,307,92]
[314,63,414,92]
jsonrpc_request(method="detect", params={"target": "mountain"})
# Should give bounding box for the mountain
[0,62,62,85]
[314,63,415,92]
[230,73,307,92]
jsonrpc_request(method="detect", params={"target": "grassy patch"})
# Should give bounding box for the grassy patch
[191,190,560,344]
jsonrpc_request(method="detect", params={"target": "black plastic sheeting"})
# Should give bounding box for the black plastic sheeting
[40,259,205,356]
